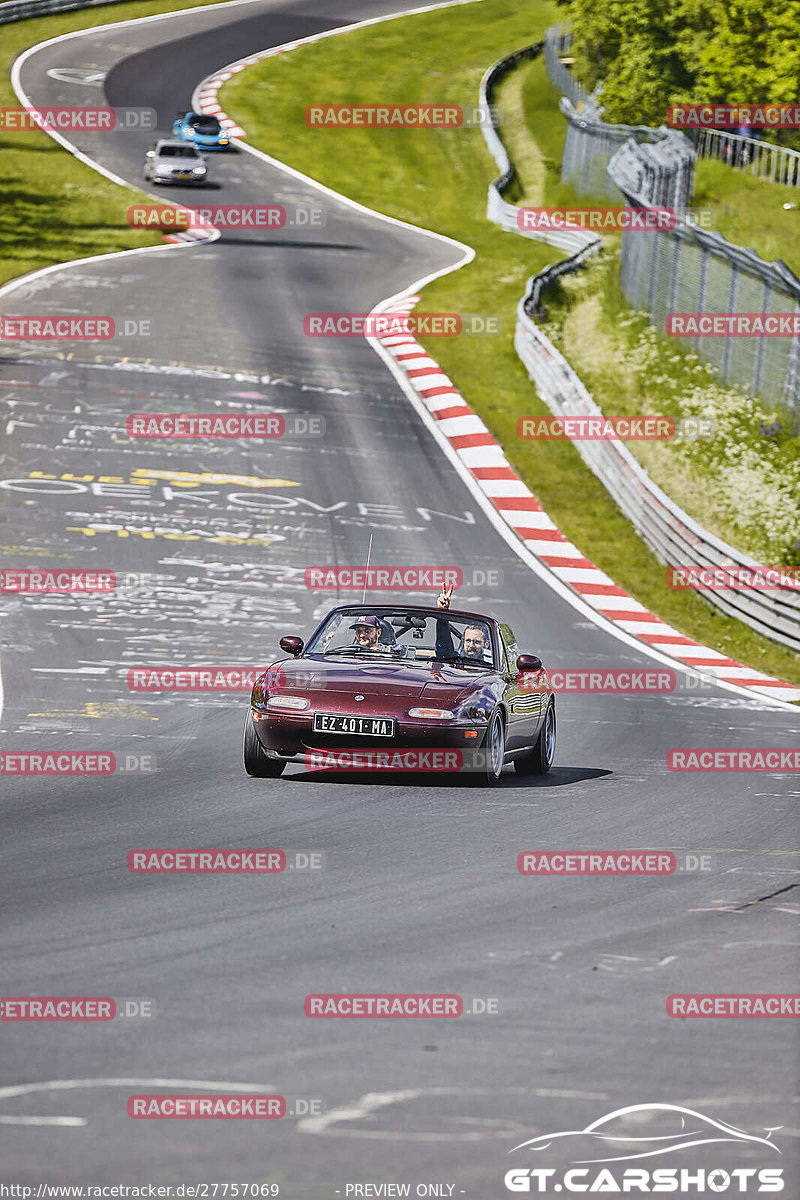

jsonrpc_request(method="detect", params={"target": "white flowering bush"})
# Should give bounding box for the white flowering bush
[534,255,800,563]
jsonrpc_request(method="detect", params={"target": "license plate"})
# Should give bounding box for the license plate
[175,171,191,179]
[313,713,396,737]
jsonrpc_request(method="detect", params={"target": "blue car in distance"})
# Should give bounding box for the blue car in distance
[172,111,231,150]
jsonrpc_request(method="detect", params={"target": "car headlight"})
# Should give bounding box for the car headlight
[192,165,206,175]
[408,707,454,719]
[266,695,310,711]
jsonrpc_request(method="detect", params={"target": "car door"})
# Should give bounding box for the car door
[499,622,545,747]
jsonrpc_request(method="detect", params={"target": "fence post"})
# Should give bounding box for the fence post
[721,264,738,381]
[753,280,770,397]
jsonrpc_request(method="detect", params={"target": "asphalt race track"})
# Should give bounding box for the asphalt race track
[1,0,798,1188]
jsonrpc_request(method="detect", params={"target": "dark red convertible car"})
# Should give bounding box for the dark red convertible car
[243,603,555,785]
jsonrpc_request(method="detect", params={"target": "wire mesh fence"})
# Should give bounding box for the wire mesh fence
[545,24,800,410]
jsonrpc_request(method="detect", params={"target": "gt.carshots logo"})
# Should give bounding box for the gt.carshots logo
[503,1103,784,1193]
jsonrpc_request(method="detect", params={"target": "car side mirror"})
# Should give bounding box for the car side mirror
[279,636,304,657]
[516,653,542,672]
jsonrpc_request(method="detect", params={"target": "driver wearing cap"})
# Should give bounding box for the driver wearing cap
[349,613,392,652]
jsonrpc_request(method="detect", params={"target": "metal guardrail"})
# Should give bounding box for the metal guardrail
[689,126,800,188]
[513,303,800,652]
[479,45,600,256]
[479,39,800,652]
[0,0,122,22]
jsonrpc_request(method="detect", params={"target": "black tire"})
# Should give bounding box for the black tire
[243,712,285,778]
[476,710,505,786]
[515,698,556,775]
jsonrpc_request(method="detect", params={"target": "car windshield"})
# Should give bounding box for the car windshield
[159,145,199,158]
[190,115,221,130]
[305,609,495,666]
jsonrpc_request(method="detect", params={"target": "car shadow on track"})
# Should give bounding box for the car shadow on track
[275,765,611,789]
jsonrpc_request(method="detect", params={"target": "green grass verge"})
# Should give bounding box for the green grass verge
[0,0,232,288]
[693,158,800,275]
[221,0,800,687]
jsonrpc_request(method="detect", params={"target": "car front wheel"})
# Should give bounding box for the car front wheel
[478,710,505,786]
[243,712,286,778]
[515,698,556,775]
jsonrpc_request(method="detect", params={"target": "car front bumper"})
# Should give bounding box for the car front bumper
[250,708,490,760]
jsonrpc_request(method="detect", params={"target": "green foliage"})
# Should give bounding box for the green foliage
[560,0,800,147]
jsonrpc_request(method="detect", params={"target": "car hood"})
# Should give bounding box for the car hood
[272,656,490,699]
